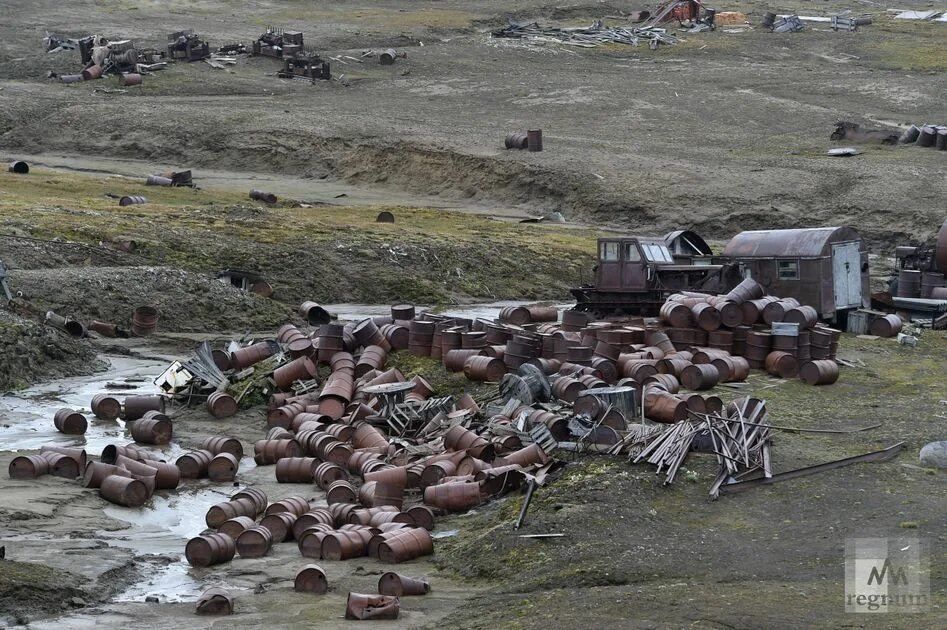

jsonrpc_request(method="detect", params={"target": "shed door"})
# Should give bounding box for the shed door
[832,242,861,309]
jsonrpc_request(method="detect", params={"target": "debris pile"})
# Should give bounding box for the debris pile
[252,27,305,58]
[167,30,210,62]
[492,19,680,49]
[46,34,167,86]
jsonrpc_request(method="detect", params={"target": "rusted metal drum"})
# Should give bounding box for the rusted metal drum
[201,436,244,459]
[60,74,84,84]
[39,452,79,478]
[273,356,318,391]
[44,311,85,338]
[230,341,278,370]
[322,528,373,560]
[9,455,51,479]
[643,373,680,394]
[91,394,121,420]
[783,305,819,330]
[644,392,688,423]
[118,195,147,206]
[176,449,214,478]
[249,189,277,203]
[346,592,400,620]
[463,356,506,382]
[917,126,938,148]
[186,532,236,567]
[762,298,800,325]
[293,510,334,538]
[254,439,302,465]
[232,487,268,513]
[919,272,946,298]
[391,304,415,320]
[53,408,88,434]
[218,516,256,540]
[378,572,430,596]
[499,306,531,325]
[691,303,721,332]
[146,175,173,186]
[798,359,840,385]
[551,376,583,402]
[82,461,131,488]
[81,64,103,80]
[937,129,947,151]
[724,278,764,305]
[527,128,543,152]
[899,124,921,144]
[265,495,311,517]
[295,564,329,593]
[353,318,392,351]
[126,456,179,489]
[130,415,173,444]
[300,301,332,326]
[505,132,528,149]
[297,527,331,558]
[443,349,482,372]
[403,505,435,531]
[353,424,391,450]
[206,391,238,418]
[765,351,799,378]
[196,587,233,615]
[623,359,658,381]
[656,356,692,377]
[379,324,409,350]
[99,475,149,507]
[679,364,719,390]
[896,269,922,297]
[659,301,693,328]
[869,314,902,338]
[131,305,159,336]
[705,330,733,352]
[501,442,552,467]
[376,210,395,223]
[690,348,730,364]
[206,497,258,528]
[356,345,388,377]
[326,479,358,504]
[443,425,495,460]
[276,457,318,483]
[208,453,239,481]
[100,443,152,464]
[43,448,86,469]
[376,527,434,563]
[314,461,348,489]
[260,511,297,542]
[710,356,750,382]
[123,395,165,421]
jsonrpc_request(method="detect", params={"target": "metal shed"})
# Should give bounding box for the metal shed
[722,227,868,319]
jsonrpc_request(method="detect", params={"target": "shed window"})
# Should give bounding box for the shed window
[600,242,620,262]
[777,260,800,280]
[624,243,641,262]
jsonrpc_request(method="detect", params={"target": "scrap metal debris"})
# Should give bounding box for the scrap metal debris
[492,19,681,48]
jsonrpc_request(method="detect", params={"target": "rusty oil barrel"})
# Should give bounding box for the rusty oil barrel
[297,527,332,558]
[783,305,819,330]
[273,356,318,391]
[117,455,178,489]
[81,64,103,80]
[345,592,400,620]
[129,414,173,444]
[259,511,297,542]
[798,359,840,385]
[123,395,165,421]
[327,479,358,504]
[505,132,528,149]
[917,126,938,148]
[206,391,238,418]
[657,356,693,377]
[295,564,329,593]
[644,392,688,423]
[762,298,800,324]
[218,516,256,540]
[403,505,435,531]
[195,587,233,615]
[443,425,494,460]
[9,454,50,479]
[463,355,506,382]
[680,364,719,390]
[377,527,434,563]
[642,373,680,394]
[254,439,302,465]
[353,318,392,352]
[499,306,531,325]
[100,475,149,507]
[691,303,721,332]
[356,345,388,377]
[176,449,214,478]
[379,324,409,350]
[39,452,79,478]
[765,351,799,378]
[423,482,482,512]
[300,301,331,326]
[230,341,278,370]
[201,436,244,460]
[265,495,311,517]
[276,457,319,483]
[249,189,277,204]
[118,195,147,206]
[869,314,902,338]
[391,304,416,320]
[146,175,173,186]
[314,461,349,489]
[53,408,88,434]
[186,532,236,567]
[130,305,159,336]
[444,349,483,372]
[91,394,121,420]
[81,462,131,488]
[527,128,543,152]
[232,487,268,513]
[293,510,335,539]
[322,528,374,560]
[724,278,764,305]
[206,497,258,528]
[60,74,84,84]
[208,453,239,482]
[710,355,750,382]
[378,572,430,596]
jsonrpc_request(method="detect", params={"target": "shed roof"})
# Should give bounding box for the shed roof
[723,227,862,258]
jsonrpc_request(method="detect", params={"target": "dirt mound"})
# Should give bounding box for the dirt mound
[0,310,103,391]
[11,266,293,334]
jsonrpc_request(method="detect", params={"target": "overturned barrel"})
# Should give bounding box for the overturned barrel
[53,408,88,435]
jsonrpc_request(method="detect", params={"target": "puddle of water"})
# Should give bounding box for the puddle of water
[0,355,167,454]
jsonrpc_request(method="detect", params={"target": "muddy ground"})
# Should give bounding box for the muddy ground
[1,0,946,247]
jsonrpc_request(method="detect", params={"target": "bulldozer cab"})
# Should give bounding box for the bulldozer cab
[596,238,673,292]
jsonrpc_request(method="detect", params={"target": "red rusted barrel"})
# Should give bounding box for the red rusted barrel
[352,424,390,450]
[130,415,173,444]
[130,305,159,336]
[356,345,388,377]
[798,360,840,385]
[498,306,531,326]
[117,72,142,86]
[195,587,233,615]
[724,278,764,304]
[765,351,799,378]
[254,439,302,465]
[869,314,902,338]
[219,516,256,540]
[314,461,348,489]
[208,453,239,481]
[353,319,392,352]
[81,64,103,80]
[53,408,87,435]
[379,324,409,350]
[81,462,129,487]
[122,456,179,489]
[201,436,244,460]
[300,301,331,325]
[391,304,416,320]
[91,394,121,420]
[762,298,800,325]
[41,453,80,479]
[505,132,528,149]
[551,376,583,402]
[9,455,50,479]
[100,443,152,464]
[273,356,318,391]
[660,301,692,327]
[443,425,494,460]
[377,527,434,563]
[276,457,318,483]
[295,564,329,593]
[232,487,268,513]
[297,527,332,558]
[401,505,434,531]
[260,511,297,542]
[206,497,258,528]
[327,480,358,504]
[463,356,506,382]
[186,532,236,567]
[526,128,543,152]
[230,341,277,370]
[249,189,277,203]
[656,356,692,377]
[783,305,819,330]
[408,320,436,356]
[644,392,688,423]
[643,373,680,394]
[680,364,719,390]
[443,349,482,372]
[265,495,311,517]
[710,356,750,382]
[623,360,659,381]
[379,572,429,596]
[345,592,400,620]
[691,303,721,332]
[100,475,149,507]
[176,449,214,478]
[122,395,165,421]
[423,482,482,512]
[322,528,373,560]
[293,510,334,539]
[206,391,238,418]
[212,349,232,370]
